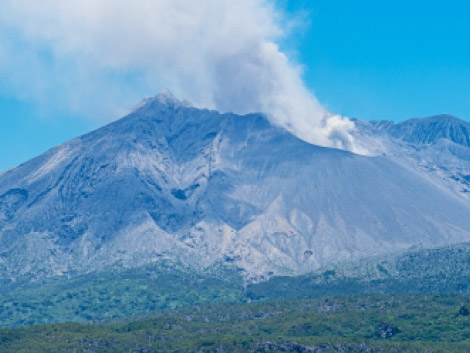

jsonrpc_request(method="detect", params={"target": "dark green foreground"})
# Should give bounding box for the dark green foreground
[2,295,470,352]
[3,244,470,351]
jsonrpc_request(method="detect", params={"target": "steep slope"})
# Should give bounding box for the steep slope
[361,115,470,196]
[1,94,470,282]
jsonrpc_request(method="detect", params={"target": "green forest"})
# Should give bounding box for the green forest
[2,295,470,352]
[2,244,470,352]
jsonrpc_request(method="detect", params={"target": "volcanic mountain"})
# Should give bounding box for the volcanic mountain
[1,93,470,282]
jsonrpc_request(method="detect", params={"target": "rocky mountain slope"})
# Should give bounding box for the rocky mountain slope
[356,114,470,196]
[372,114,470,147]
[1,93,470,282]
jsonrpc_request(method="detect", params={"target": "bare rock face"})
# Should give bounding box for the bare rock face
[1,93,470,282]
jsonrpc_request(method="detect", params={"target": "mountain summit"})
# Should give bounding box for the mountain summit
[1,95,470,282]
[131,90,193,112]
[372,114,470,147]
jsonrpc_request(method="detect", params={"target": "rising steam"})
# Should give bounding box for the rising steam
[0,0,366,153]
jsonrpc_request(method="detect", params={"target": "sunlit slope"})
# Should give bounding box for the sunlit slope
[1,93,470,281]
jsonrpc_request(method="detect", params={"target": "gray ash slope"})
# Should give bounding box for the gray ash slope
[358,114,470,196]
[1,93,470,282]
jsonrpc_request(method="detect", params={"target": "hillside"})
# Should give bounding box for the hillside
[1,94,470,283]
[2,243,470,327]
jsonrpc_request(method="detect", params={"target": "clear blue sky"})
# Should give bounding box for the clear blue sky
[283,0,470,122]
[1,0,469,170]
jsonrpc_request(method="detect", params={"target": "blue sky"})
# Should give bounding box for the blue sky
[284,0,470,121]
[1,0,469,170]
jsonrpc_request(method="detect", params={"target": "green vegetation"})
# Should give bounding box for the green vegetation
[2,295,470,352]
[248,243,470,300]
[2,244,470,351]
[0,262,245,327]
[2,243,470,328]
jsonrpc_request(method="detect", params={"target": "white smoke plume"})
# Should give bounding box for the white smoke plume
[0,0,365,153]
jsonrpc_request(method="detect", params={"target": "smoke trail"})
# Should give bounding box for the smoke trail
[0,0,365,153]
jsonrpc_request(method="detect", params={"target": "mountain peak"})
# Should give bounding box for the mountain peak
[408,114,464,125]
[155,90,193,107]
[372,114,470,147]
[131,90,193,112]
